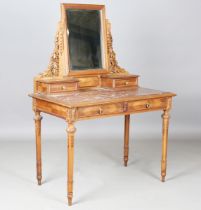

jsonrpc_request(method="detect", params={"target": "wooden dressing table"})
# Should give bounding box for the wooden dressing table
[29,3,176,206]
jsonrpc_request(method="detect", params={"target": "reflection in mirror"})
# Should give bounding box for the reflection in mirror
[66,9,103,70]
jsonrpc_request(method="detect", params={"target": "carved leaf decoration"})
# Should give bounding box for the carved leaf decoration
[106,19,128,74]
[40,22,64,78]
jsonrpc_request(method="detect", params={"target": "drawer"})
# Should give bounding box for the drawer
[78,106,102,118]
[50,82,78,93]
[101,75,138,88]
[78,103,123,118]
[101,103,123,115]
[114,78,136,88]
[35,78,79,94]
[128,98,167,112]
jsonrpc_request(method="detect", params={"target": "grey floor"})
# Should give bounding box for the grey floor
[0,135,201,210]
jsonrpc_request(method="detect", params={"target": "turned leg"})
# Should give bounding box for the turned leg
[124,115,130,167]
[66,122,76,206]
[161,110,170,182]
[34,111,43,185]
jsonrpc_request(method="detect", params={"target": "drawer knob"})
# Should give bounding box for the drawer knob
[146,104,150,108]
[125,81,129,85]
[62,86,66,90]
[98,107,103,114]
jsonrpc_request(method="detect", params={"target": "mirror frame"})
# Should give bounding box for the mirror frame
[61,3,109,76]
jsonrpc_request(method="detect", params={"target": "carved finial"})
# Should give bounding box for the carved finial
[106,19,128,74]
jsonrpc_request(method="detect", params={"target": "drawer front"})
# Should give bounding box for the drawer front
[78,77,99,88]
[101,78,113,87]
[128,98,167,112]
[114,78,136,88]
[101,103,123,115]
[101,76,138,88]
[78,103,123,118]
[78,106,102,118]
[50,83,77,93]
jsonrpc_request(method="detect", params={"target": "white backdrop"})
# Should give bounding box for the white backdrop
[0,0,201,140]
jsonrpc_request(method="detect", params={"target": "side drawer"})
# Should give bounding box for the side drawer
[35,78,79,94]
[101,75,138,88]
[114,78,137,88]
[128,98,167,112]
[50,82,78,93]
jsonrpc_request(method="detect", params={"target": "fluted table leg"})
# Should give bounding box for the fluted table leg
[124,115,130,167]
[161,110,170,182]
[67,122,76,206]
[34,111,43,185]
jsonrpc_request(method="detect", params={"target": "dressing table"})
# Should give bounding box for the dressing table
[29,3,176,206]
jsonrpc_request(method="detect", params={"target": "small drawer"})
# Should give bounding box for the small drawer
[114,78,136,88]
[101,74,138,88]
[50,83,78,93]
[128,98,167,112]
[35,78,79,94]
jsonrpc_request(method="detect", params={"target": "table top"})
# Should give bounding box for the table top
[30,87,176,108]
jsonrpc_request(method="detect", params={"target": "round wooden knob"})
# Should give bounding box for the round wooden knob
[62,86,66,90]
[146,104,150,108]
[125,81,129,85]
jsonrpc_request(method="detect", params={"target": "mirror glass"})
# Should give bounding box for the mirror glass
[66,9,103,71]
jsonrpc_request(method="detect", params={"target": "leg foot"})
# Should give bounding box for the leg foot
[161,176,165,182]
[37,179,42,185]
[68,197,72,206]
